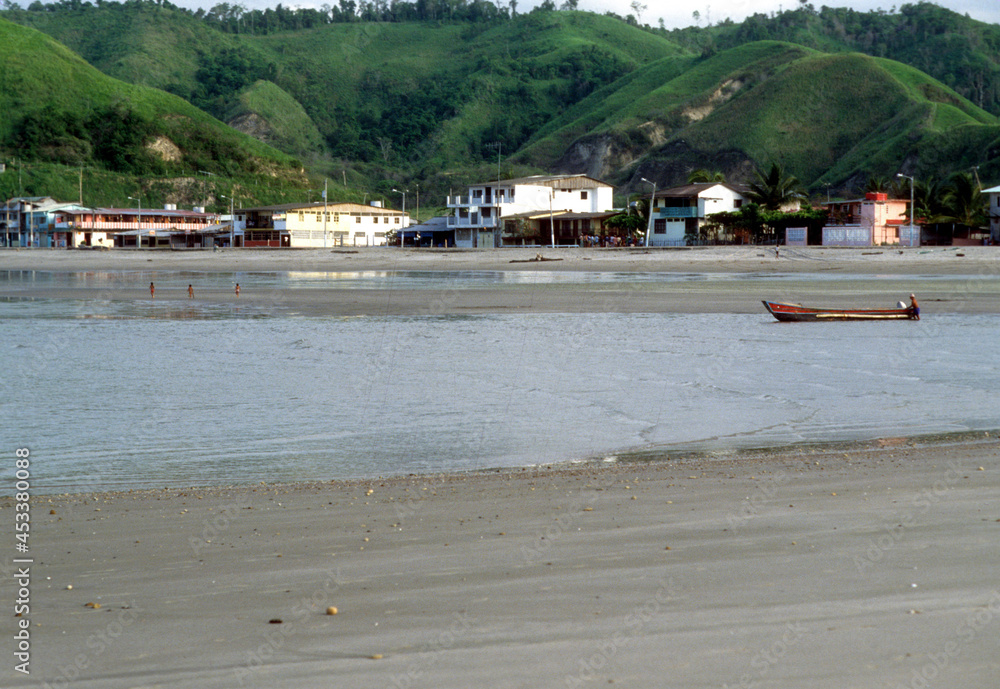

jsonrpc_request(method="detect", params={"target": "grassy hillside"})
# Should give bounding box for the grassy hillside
[4,2,1000,203]
[668,3,1000,116]
[4,6,688,174]
[0,17,313,207]
[520,39,1000,193]
[226,80,325,158]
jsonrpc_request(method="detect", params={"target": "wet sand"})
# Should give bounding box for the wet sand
[2,438,999,688]
[2,246,1000,315]
[3,246,999,686]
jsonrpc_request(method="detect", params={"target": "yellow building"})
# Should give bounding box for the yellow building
[236,202,409,248]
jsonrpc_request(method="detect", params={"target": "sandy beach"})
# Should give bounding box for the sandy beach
[2,438,999,688]
[2,245,1000,315]
[3,246,999,687]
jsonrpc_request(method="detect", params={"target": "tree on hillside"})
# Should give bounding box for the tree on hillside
[745,162,804,211]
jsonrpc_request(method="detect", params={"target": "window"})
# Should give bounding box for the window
[394,217,400,224]
[298,212,304,221]
[383,216,389,223]
[581,191,588,200]
[473,189,482,199]
[356,215,361,223]
[654,219,667,234]
[734,199,743,209]
[316,213,321,222]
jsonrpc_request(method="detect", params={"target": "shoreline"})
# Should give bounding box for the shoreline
[2,244,1000,275]
[3,246,1000,315]
[4,436,998,688]
[15,428,998,498]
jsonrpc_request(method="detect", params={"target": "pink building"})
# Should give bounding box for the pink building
[823,192,914,246]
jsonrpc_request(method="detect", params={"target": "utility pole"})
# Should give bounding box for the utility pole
[896,173,916,247]
[323,178,328,248]
[641,177,656,247]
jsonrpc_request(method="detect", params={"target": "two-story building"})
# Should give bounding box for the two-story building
[52,206,218,248]
[1,197,61,247]
[446,174,615,247]
[822,193,915,246]
[236,202,409,248]
[649,183,749,246]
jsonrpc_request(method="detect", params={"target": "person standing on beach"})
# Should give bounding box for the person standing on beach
[150,282,155,298]
[235,283,241,297]
[909,293,920,320]
[188,284,194,299]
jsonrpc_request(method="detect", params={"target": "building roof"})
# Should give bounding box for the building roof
[982,185,1000,193]
[59,207,216,218]
[239,202,405,214]
[469,174,612,189]
[655,182,749,198]
[501,210,617,221]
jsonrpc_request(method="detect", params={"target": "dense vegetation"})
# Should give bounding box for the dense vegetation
[2,0,1000,211]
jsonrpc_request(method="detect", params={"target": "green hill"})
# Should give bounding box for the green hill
[0,17,310,208]
[522,41,1000,193]
[4,1,1000,203]
[225,80,325,158]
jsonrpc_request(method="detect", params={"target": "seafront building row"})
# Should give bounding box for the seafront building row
[3,175,999,249]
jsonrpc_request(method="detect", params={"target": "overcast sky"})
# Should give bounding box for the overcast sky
[162,0,999,30]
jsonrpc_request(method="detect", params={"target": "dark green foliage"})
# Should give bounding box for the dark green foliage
[12,102,157,173]
[191,47,277,118]
[87,102,158,173]
[708,203,828,243]
[13,107,91,164]
[745,162,805,210]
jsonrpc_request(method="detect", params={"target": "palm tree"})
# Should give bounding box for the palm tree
[688,169,726,184]
[745,162,804,211]
[865,175,890,193]
[939,172,987,241]
[941,172,986,225]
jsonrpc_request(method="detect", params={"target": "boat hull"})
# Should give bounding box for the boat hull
[762,300,914,322]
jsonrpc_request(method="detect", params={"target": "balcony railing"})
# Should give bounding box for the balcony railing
[447,195,504,207]
[447,216,498,228]
[656,207,699,218]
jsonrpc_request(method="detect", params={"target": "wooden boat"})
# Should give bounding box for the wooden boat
[762,300,915,322]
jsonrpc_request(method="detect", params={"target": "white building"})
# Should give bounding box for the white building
[649,183,749,246]
[446,174,614,248]
[985,184,1000,243]
[236,202,409,248]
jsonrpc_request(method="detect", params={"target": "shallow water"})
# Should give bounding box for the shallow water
[3,270,998,491]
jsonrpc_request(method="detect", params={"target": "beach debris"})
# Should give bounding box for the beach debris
[268,618,283,624]
[85,602,101,609]
[326,607,339,616]
[370,654,383,660]
[510,254,563,263]
[66,585,73,590]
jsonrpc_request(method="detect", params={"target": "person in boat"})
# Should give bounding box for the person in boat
[909,293,920,320]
